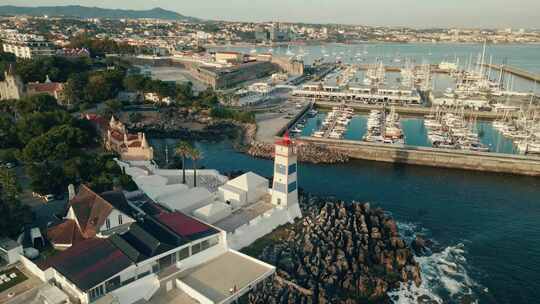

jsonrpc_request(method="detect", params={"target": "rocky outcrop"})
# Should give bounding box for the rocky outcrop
[247,141,349,164]
[244,199,421,303]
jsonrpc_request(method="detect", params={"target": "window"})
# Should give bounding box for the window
[201,240,210,250]
[273,182,286,193]
[105,276,120,292]
[105,219,111,230]
[208,236,219,247]
[89,285,105,301]
[192,242,202,255]
[177,247,190,261]
[288,181,297,193]
[288,163,297,175]
[275,164,287,175]
[118,214,123,225]
[122,277,135,285]
[137,271,150,279]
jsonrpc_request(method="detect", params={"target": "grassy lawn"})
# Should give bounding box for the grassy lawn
[0,268,28,293]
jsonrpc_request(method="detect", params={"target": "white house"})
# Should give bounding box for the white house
[218,172,269,209]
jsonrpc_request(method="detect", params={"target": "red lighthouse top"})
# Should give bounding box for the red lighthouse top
[275,131,293,146]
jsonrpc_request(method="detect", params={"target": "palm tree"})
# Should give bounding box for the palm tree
[175,141,193,184]
[189,147,202,188]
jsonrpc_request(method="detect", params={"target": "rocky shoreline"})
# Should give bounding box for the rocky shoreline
[246,141,350,164]
[129,120,244,141]
[242,196,422,303]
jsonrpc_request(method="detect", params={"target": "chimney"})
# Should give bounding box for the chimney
[68,184,76,201]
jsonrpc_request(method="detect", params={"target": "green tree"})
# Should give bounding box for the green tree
[15,94,60,114]
[123,74,149,92]
[102,99,123,118]
[0,114,20,148]
[16,111,72,145]
[63,73,88,105]
[21,124,89,163]
[175,141,193,184]
[189,147,202,188]
[0,168,31,238]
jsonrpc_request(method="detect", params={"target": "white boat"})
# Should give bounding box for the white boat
[313,131,325,138]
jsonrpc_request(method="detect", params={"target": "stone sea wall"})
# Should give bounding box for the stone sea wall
[301,137,540,176]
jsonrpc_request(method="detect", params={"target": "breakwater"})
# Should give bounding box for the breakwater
[243,198,422,303]
[247,141,349,164]
[300,137,540,176]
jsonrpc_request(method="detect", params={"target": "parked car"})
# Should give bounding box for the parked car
[44,194,55,202]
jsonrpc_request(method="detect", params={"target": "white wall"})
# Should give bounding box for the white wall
[99,209,135,234]
[219,187,245,208]
[176,279,214,304]
[227,205,301,250]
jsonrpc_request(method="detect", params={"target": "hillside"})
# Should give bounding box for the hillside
[0,5,199,22]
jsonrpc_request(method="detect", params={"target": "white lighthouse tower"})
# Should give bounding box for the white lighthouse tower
[271,132,299,209]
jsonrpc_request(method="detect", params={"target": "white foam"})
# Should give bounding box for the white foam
[389,223,483,303]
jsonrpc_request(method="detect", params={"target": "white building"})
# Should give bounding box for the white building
[115,133,302,251]
[17,187,275,304]
[219,172,269,209]
[2,33,55,59]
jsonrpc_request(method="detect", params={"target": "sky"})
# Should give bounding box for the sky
[2,0,540,28]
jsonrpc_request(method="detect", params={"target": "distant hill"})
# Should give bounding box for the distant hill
[0,5,199,22]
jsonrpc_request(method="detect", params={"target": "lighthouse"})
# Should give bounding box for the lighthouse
[271,132,299,209]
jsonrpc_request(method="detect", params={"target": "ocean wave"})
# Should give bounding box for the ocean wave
[389,222,482,304]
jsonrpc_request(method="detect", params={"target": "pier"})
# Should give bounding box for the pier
[300,137,540,176]
[483,64,540,83]
[313,101,516,120]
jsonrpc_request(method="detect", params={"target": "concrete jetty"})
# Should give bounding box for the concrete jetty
[483,64,540,83]
[313,101,514,120]
[300,137,540,176]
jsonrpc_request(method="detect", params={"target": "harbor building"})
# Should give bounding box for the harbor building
[292,84,421,105]
[2,33,54,59]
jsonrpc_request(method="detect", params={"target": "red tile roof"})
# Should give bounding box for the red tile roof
[27,82,63,93]
[157,212,218,241]
[69,185,114,239]
[47,219,85,247]
[128,141,141,148]
[110,130,124,141]
[38,238,133,291]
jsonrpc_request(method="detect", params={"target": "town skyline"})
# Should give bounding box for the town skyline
[2,1,540,29]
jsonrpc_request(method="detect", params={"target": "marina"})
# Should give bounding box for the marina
[296,109,521,154]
